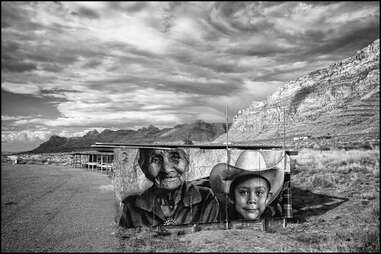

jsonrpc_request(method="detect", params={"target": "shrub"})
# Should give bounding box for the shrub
[356,228,380,252]
[317,227,380,252]
[311,174,337,188]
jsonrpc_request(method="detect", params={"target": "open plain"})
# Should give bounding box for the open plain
[1,163,120,252]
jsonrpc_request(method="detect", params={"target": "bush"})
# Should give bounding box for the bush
[311,174,337,188]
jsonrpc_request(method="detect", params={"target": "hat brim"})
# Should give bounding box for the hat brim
[209,163,285,205]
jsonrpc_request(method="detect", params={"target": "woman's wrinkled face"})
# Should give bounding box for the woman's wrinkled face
[233,177,271,220]
[148,149,189,190]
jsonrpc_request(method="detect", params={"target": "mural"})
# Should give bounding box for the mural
[113,147,293,229]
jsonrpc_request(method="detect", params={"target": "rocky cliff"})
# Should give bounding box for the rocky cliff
[216,39,380,146]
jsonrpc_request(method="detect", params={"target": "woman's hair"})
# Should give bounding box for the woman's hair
[137,149,156,181]
[228,173,271,201]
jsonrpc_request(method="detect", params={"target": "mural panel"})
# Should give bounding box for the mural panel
[113,147,292,229]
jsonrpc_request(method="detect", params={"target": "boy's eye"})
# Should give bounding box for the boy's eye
[256,191,264,197]
[239,190,248,196]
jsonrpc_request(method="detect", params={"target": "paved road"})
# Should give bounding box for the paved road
[1,163,122,252]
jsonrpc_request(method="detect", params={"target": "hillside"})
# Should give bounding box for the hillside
[215,39,380,146]
[29,120,230,153]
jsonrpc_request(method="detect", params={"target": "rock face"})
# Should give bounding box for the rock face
[216,39,380,145]
[30,120,229,153]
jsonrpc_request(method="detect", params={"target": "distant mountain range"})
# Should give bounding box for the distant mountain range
[28,120,230,153]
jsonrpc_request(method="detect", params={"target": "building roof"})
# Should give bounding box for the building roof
[71,150,114,155]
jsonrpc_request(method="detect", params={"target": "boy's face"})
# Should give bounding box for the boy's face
[233,177,271,220]
[147,149,188,190]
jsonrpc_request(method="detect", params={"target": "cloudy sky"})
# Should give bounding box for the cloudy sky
[1,1,379,152]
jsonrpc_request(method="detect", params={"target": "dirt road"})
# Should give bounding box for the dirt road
[1,163,121,252]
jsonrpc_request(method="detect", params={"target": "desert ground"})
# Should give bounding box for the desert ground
[2,148,379,252]
[1,163,121,252]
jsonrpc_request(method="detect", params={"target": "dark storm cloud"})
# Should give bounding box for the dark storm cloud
[161,79,243,95]
[1,21,11,28]
[206,1,278,35]
[108,2,147,13]
[1,89,63,118]
[82,59,103,69]
[302,24,380,57]
[2,72,58,87]
[2,60,37,73]
[1,2,27,25]
[205,1,379,64]
[224,44,289,57]
[106,42,163,60]
[40,88,80,96]
[1,40,19,53]
[39,63,64,73]
[199,61,248,74]
[86,75,243,96]
[167,48,249,74]
[22,51,79,66]
[1,3,47,31]
[77,7,100,19]
[1,43,78,73]
[90,103,148,113]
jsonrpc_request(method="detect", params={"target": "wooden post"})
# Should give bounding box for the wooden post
[101,155,104,173]
[283,107,286,149]
[91,154,94,172]
[283,150,287,228]
[225,104,229,230]
[107,155,110,174]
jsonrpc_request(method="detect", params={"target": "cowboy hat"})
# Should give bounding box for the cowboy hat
[209,150,288,205]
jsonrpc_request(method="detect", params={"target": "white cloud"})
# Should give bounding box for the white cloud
[59,2,171,55]
[169,17,205,44]
[1,115,37,121]
[1,82,41,95]
[325,5,378,24]
[58,127,107,137]
[12,110,180,128]
[1,129,52,143]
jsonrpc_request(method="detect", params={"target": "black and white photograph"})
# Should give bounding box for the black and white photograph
[1,1,379,252]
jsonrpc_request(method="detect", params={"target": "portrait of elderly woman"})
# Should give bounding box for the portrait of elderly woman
[210,150,287,222]
[119,148,220,228]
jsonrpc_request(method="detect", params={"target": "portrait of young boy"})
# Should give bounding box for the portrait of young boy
[209,150,287,222]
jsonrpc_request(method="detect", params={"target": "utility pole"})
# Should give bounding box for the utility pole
[225,104,229,230]
[283,107,286,149]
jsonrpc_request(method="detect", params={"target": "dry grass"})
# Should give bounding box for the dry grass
[293,149,379,191]
[288,148,380,252]
[115,148,380,252]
